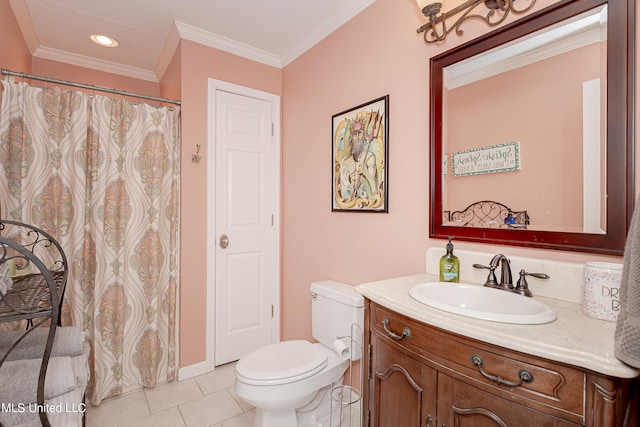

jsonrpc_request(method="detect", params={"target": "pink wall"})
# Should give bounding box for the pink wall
[177,40,282,365]
[280,0,633,343]
[0,0,30,72]
[160,45,181,102]
[281,0,430,340]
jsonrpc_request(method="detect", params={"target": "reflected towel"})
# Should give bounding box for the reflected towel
[614,196,640,368]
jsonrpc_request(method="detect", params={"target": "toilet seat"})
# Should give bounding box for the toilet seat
[236,340,328,386]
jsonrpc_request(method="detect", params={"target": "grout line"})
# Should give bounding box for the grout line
[192,374,206,395]
[89,365,255,427]
[227,386,244,408]
[142,387,153,416]
[176,404,189,427]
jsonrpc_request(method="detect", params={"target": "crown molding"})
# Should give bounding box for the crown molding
[445,7,606,90]
[174,0,376,69]
[33,46,159,82]
[175,21,282,68]
[446,30,604,89]
[11,0,377,79]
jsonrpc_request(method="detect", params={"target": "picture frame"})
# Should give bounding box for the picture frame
[332,95,389,212]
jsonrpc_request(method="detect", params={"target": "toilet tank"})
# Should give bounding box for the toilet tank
[311,281,364,351]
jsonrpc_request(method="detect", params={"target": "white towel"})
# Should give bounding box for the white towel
[0,327,86,360]
[0,356,77,403]
[614,196,640,368]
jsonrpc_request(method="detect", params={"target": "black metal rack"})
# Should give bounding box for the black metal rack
[0,220,68,427]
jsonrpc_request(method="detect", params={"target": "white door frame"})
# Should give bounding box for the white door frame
[206,78,281,372]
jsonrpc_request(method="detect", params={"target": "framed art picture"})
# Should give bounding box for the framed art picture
[332,95,389,212]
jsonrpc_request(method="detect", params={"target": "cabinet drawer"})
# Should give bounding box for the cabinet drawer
[370,303,585,420]
[439,374,581,427]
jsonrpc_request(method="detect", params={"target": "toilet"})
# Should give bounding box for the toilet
[235,281,364,427]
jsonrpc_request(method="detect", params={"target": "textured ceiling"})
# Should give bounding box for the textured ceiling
[10,0,376,81]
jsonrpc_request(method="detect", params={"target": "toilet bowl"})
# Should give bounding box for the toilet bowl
[235,341,349,427]
[234,281,364,427]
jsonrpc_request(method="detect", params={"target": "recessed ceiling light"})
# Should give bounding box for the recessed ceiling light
[90,34,119,47]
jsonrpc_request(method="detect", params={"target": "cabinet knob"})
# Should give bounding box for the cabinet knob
[425,414,432,425]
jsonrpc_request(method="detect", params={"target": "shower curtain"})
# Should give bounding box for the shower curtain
[0,78,180,405]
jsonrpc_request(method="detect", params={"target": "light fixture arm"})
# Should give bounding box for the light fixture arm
[417,0,537,43]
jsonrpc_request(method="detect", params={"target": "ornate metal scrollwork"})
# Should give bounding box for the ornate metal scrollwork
[418,0,537,43]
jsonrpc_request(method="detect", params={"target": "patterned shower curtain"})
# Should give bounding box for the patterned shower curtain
[0,78,180,405]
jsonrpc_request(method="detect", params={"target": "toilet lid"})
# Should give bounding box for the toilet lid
[236,340,328,386]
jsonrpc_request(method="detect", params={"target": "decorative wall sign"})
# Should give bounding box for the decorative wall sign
[451,141,520,177]
[332,95,388,212]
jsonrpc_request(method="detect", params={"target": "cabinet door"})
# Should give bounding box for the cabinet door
[370,333,437,427]
[437,374,580,427]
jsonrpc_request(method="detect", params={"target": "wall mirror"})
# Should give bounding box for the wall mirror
[430,0,634,255]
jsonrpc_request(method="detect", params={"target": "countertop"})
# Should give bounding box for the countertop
[355,273,639,379]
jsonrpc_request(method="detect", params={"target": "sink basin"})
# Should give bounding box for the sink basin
[409,282,556,324]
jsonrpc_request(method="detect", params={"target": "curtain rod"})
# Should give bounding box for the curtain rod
[1,69,181,106]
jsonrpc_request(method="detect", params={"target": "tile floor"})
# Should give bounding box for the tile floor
[86,362,255,427]
[86,361,361,427]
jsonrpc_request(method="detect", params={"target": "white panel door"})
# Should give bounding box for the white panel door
[214,89,275,365]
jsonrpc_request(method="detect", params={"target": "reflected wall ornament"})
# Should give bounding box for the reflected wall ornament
[416,0,537,43]
[451,141,520,177]
[332,96,389,213]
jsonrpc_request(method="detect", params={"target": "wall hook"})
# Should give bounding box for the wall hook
[191,144,201,163]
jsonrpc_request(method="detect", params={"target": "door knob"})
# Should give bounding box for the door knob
[219,234,229,249]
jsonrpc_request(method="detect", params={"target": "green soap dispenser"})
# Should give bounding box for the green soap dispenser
[439,237,460,283]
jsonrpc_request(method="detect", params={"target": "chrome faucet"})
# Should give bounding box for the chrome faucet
[473,254,550,297]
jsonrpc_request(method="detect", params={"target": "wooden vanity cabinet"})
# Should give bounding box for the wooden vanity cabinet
[370,333,437,426]
[362,299,638,427]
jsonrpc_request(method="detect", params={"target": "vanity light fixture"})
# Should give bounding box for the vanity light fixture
[90,34,119,48]
[416,0,536,43]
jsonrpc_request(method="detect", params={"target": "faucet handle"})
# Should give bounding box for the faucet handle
[473,263,498,287]
[515,270,550,297]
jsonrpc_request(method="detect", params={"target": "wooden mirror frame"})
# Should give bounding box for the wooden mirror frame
[430,0,635,255]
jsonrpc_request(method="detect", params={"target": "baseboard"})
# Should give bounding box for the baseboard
[178,361,207,381]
